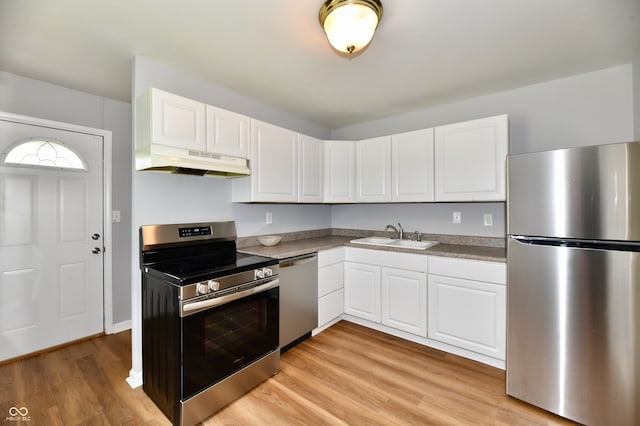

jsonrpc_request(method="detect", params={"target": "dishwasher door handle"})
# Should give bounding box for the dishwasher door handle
[280,254,317,268]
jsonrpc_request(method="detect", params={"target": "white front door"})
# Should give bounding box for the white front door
[0,118,104,361]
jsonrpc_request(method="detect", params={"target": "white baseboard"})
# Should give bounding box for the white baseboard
[312,316,342,336]
[342,315,505,370]
[126,369,143,389]
[107,320,132,335]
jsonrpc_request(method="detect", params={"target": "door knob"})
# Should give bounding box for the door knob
[91,233,100,240]
[92,247,102,254]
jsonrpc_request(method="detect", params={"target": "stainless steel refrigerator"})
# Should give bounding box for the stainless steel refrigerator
[506,141,640,425]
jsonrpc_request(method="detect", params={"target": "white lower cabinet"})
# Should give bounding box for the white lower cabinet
[344,248,427,336]
[381,267,427,337]
[344,262,381,322]
[427,256,506,360]
[317,248,345,330]
[317,246,506,367]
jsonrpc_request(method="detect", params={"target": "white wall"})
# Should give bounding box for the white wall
[634,56,640,140]
[233,203,332,236]
[132,56,330,139]
[331,64,634,152]
[0,71,133,327]
[330,65,635,236]
[332,203,505,238]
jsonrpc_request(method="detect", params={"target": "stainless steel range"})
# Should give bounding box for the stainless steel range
[139,221,280,426]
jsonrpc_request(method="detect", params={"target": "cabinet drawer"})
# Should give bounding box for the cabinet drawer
[345,247,427,272]
[318,289,344,327]
[318,247,345,267]
[428,256,506,284]
[318,262,344,297]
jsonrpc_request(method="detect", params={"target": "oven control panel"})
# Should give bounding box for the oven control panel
[191,265,278,297]
[196,279,220,295]
[254,267,274,280]
[179,226,212,238]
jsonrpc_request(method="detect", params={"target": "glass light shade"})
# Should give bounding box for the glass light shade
[322,3,380,54]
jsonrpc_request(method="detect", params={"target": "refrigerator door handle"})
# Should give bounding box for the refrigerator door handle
[510,235,640,252]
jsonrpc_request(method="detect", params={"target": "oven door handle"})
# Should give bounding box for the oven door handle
[181,278,280,317]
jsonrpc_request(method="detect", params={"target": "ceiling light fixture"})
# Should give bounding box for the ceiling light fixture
[319,0,383,55]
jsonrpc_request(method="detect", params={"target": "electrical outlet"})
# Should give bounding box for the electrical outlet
[453,211,462,224]
[112,210,121,223]
[266,212,272,224]
[483,214,493,226]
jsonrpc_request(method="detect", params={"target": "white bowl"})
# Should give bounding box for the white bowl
[258,235,281,246]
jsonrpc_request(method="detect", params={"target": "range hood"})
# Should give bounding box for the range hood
[135,144,250,177]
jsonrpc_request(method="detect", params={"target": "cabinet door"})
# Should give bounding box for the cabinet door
[344,262,380,322]
[381,267,427,337]
[392,129,434,202]
[206,105,249,158]
[356,136,391,202]
[250,119,298,202]
[150,89,206,151]
[434,114,508,201]
[298,135,324,203]
[427,274,506,360]
[324,141,355,203]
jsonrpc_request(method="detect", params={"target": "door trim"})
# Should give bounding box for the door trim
[0,111,114,334]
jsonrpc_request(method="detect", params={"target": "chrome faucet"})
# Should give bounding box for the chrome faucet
[385,222,404,240]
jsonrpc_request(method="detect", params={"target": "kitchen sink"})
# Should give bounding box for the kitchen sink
[387,239,438,250]
[350,237,398,247]
[350,237,438,250]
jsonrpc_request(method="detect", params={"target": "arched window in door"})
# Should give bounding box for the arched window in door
[1,139,87,170]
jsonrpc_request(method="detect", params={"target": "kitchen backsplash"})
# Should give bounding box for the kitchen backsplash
[236,228,505,249]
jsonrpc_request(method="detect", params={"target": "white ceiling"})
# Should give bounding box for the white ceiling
[0,0,639,129]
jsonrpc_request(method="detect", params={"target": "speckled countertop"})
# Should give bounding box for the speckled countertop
[238,229,506,262]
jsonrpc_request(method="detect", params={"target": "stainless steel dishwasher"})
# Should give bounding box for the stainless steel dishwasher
[279,253,318,351]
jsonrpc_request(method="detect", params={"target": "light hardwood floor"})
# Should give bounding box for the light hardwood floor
[0,321,576,425]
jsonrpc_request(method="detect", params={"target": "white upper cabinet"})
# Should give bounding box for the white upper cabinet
[137,88,206,151]
[355,136,392,202]
[434,114,508,201]
[324,141,355,203]
[233,119,298,202]
[392,128,434,202]
[205,105,249,158]
[298,135,324,203]
[136,88,252,160]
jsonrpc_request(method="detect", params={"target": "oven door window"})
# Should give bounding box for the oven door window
[181,287,279,399]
